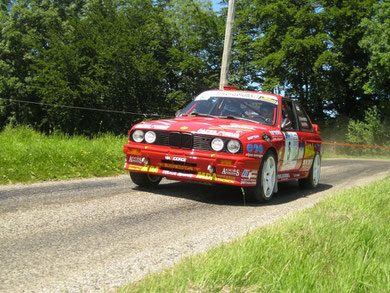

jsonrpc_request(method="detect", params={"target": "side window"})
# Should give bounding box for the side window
[294,102,312,132]
[282,100,299,130]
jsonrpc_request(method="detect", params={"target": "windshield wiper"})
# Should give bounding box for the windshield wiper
[223,115,258,123]
[185,111,216,118]
[224,115,272,124]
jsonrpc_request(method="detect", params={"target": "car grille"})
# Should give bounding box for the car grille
[131,130,242,154]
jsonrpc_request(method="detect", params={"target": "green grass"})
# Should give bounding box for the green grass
[120,177,390,292]
[0,125,127,184]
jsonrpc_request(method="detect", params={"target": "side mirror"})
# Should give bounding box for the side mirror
[175,109,182,117]
[281,118,292,130]
[312,123,320,133]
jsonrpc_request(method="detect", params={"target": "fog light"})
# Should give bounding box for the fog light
[219,159,234,165]
[142,157,150,165]
[129,148,140,155]
[207,165,216,174]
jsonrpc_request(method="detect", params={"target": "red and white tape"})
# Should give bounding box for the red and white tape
[322,141,390,150]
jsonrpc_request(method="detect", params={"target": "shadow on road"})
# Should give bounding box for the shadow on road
[133,180,333,207]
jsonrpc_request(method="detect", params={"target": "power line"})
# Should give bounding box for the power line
[0,97,168,118]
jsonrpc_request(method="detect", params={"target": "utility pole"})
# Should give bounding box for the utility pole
[219,0,236,90]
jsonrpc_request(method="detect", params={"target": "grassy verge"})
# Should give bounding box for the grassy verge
[0,125,127,184]
[120,177,390,292]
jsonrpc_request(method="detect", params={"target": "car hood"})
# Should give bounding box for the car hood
[133,116,278,139]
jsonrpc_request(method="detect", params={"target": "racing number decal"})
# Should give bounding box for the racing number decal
[281,132,299,171]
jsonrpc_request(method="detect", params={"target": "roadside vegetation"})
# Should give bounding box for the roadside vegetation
[1,123,388,185]
[0,125,127,184]
[321,106,390,158]
[120,176,390,292]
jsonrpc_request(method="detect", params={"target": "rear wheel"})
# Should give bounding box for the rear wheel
[130,172,162,187]
[299,152,321,189]
[244,151,277,203]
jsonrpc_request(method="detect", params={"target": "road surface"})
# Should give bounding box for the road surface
[0,159,389,292]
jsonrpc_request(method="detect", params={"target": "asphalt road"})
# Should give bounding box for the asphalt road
[1,159,389,292]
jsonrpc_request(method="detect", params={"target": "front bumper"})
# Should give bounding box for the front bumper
[123,142,262,187]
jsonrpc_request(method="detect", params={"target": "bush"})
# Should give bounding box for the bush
[346,106,390,155]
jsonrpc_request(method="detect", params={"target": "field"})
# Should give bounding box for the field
[0,125,389,184]
[0,125,127,184]
[120,176,390,292]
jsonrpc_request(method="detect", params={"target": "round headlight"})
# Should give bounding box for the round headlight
[132,130,144,143]
[227,139,241,153]
[144,131,156,143]
[211,138,224,152]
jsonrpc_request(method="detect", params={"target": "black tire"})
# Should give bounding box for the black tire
[299,152,321,189]
[244,151,277,203]
[130,172,162,187]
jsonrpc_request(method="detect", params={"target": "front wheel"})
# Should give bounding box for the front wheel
[244,151,277,203]
[299,152,321,189]
[130,172,162,187]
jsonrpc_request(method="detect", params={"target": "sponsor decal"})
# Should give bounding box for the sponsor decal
[196,129,240,138]
[128,156,143,164]
[134,124,170,130]
[195,91,279,104]
[216,177,236,184]
[280,131,299,171]
[240,179,257,185]
[277,173,290,180]
[127,164,159,173]
[241,169,258,179]
[162,170,176,176]
[221,168,240,177]
[304,143,315,158]
[301,159,313,171]
[159,162,199,171]
[211,124,255,132]
[247,143,263,154]
[293,173,301,178]
[180,126,189,130]
[196,172,235,184]
[165,156,187,162]
[258,96,278,104]
[218,174,236,181]
[162,170,196,179]
[245,153,263,158]
[247,135,260,141]
[269,131,283,140]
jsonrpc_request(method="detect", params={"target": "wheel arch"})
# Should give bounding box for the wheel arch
[264,146,278,163]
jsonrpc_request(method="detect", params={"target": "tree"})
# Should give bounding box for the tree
[162,0,223,111]
[359,0,390,119]
[0,0,63,129]
[233,0,378,120]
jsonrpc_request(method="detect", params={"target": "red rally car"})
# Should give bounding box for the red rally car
[123,88,322,202]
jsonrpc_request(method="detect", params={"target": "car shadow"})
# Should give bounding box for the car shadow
[133,180,333,207]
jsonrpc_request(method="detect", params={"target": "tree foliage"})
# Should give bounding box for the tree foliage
[0,0,221,134]
[232,0,384,121]
[0,0,389,135]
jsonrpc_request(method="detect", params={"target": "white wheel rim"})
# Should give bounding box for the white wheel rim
[312,154,321,186]
[262,156,276,198]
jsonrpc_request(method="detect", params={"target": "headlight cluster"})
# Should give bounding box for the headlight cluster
[211,138,241,154]
[131,130,156,144]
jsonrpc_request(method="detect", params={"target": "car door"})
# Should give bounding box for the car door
[279,99,301,172]
[292,101,317,172]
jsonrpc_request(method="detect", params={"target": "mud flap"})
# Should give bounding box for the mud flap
[274,165,278,193]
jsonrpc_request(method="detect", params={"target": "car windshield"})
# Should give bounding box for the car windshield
[180,96,277,125]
